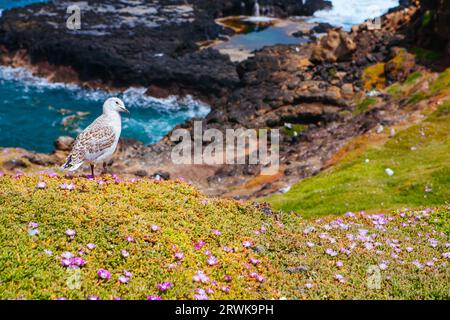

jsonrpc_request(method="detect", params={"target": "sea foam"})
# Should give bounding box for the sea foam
[312,0,399,30]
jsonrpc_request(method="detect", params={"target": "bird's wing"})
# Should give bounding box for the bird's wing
[63,124,116,169]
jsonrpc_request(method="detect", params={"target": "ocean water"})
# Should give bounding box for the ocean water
[0,67,210,153]
[0,0,47,14]
[312,0,400,30]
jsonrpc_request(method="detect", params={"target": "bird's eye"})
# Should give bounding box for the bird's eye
[115,101,119,105]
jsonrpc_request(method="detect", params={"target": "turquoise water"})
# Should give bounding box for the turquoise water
[0,0,47,11]
[0,67,210,153]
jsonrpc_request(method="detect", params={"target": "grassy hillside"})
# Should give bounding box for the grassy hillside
[268,70,450,217]
[0,174,449,299]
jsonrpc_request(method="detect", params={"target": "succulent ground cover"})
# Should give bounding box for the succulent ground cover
[0,174,448,299]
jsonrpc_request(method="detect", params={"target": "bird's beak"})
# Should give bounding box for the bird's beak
[122,107,130,114]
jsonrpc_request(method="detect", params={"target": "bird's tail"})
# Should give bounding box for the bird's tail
[61,155,83,171]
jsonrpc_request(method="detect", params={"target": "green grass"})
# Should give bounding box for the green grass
[404,71,423,86]
[354,97,378,115]
[0,174,449,299]
[267,100,450,217]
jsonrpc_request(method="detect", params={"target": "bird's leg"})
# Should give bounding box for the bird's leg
[102,162,108,175]
[90,164,95,178]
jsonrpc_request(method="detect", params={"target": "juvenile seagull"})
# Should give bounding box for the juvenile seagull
[62,97,129,177]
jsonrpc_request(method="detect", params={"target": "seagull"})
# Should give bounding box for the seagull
[62,97,129,177]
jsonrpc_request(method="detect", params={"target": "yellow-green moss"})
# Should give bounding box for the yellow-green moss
[362,63,386,90]
[0,175,449,299]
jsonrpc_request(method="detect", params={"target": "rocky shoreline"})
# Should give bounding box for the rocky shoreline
[0,0,448,199]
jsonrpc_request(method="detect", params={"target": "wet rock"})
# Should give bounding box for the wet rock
[311,22,334,34]
[22,153,56,166]
[134,170,148,177]
[152,171,170,180]
[2,159,28,170]
[54,136,75,152]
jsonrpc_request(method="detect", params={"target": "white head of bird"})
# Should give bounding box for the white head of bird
[103,97,129,115]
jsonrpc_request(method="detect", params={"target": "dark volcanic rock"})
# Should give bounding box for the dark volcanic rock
[0,0,239,97]
[411,0,450,52]
[0,0,331,99]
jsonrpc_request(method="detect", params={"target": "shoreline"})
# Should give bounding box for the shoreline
[1,0,447,199]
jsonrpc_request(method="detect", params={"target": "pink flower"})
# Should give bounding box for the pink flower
[59,183,75,190]
[65,229,76,237]
[148,295,162,300]
[221,286,230,293]
[305,283,313,289]
[61,259,72,267]
[121,250,130,258]
[44,249,53,256]
[336,261,344,267]
[29,222,39,229]
[248,272,265,282]
[334,274,346,283]
[194,240,205,250]
[36,182,47,189]
[61,252,74,259]
[123,270,133,278]
[442,252,450,258]
[86,243,96,250]
[195,289,209,300]
[174,252,184,260]
[379,263,388,270]
[97,269,111,280]
[118,275,129,284]
[126,236,135,242]
[200,200,209,205]
[364,243,374,250]
[325,248,338,257]
[150,224,160,232]
[223,275,232,282]
[193,271,210,283]
[157,282,172,292]
[243,241,253,248]
[222,246,233,253]
[72,257,86,267]
[87,295,99,300]
[207,256,218,266]
[250,258,260,265]
[212,229,221,236]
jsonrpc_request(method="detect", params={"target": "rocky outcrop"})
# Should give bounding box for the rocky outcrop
[411,0,450,53]
[311,29,357,63]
